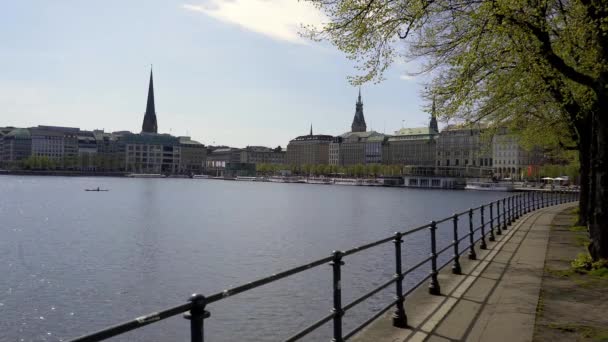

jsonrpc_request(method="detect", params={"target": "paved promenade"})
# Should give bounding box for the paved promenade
[352,202,577,342]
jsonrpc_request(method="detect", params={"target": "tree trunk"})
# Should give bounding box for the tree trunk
[576,119,591,226]
[588,92,608,260]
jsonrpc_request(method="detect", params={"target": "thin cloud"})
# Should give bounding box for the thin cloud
[182,1,326,44]
[399,74,415,81]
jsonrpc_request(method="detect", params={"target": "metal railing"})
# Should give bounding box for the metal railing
[69,190,579,342]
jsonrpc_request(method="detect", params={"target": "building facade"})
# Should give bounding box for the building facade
[492,130,544,180]
[436,125,493,177]
[286,133,333,166]
[240,146,286,165]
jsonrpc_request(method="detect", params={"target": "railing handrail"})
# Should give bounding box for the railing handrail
[69,189,579,342]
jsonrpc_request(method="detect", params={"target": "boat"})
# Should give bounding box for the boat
[334,178,364,186]
[235,176,257,181]
[126,173,165,178]
[85,188,109,192]
[306,178,333,185]
[465,181,514,191]
[193,174,210,179]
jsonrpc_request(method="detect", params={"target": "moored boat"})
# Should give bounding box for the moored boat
[465,181,514,191]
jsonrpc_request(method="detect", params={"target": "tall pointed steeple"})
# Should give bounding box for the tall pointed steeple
[351,87,367,132]
[310,124,313,136]
[429,97,438,133]
[142,67,158,134]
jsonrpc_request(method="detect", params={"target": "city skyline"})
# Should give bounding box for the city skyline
[1,1,432,148]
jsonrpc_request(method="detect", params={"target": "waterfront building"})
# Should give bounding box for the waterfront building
[385,104,439,167]
[122,133,180,174]
[436,124,493,177]
[240,146,286,165]
[386,127,437,166]
[141,68,158,134]
[0,128,32,168]
[492,128,544,180]
[206,147,243,176]
[93,130,125,171]
[330,131,389,166]
[286,127,333,166]
[179,136,207,174]
[329,90,388,166]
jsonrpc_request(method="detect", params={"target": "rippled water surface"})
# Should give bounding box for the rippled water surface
[0,176,509,341]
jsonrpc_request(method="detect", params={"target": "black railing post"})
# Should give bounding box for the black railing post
[502,198,508,230]
[184,294,209,342]
[489,203,495,241]
[532,191,536,211]
[392,232,407,328]
[480,206,487,249]
[468,209,477,260]
[496,200,502,235]
[452,214,462,274]
[330,250,345,342]
[506,196,511,225]
[518,194,522,218]
[429,221,441,295]
[518,193,522,217]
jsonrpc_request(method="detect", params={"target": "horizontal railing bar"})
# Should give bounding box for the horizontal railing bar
[402,222,432,236]
[344,298,398,340]
[402,256,433,277]
[404,273,432,297]
[437,242,454,256]
[283,312,334,342]
[69,302,192,342]
[343,236,394,257]
[437,255,456,271]
[207,255,334,304]
[343,277,397,312]
[434,216,453,225]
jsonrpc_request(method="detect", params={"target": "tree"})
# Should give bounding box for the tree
[304,0,608,260]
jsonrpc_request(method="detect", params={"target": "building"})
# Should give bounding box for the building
[492,129,544,180]
[142,68,158,134]
[331,131,388,166]
[122,133,180,174]
[436,124,493,177]
[179,136,207,174]
[386,127,437,166]
[385,108,439,167]
[286,127,333,166]
[206,147,242,176]
[240,146,286,165]
[0,128,32,168]
[328,90,388,166]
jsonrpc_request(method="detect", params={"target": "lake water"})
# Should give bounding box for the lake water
[0,176,509,342]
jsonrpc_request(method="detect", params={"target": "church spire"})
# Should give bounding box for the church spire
[351,88,367,132]
[310,123,313,136]
[429,97,438,133]
[142,67,158,134]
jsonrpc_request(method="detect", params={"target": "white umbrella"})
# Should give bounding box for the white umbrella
[541,177,554,180]
[554,177,566,181]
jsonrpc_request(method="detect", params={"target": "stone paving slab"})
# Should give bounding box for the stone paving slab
[351,203,576,342]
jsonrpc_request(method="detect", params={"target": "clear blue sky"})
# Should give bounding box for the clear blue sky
[1,0,432,147]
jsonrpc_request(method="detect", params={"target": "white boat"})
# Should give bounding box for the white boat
[235,176,257,181]
[465,181,514,191]
[334,178,364,186]
[127,173,165,178]
[193,174,210,179]
[306,178,333,185]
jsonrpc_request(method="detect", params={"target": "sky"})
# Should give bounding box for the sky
[1,0,433,148]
